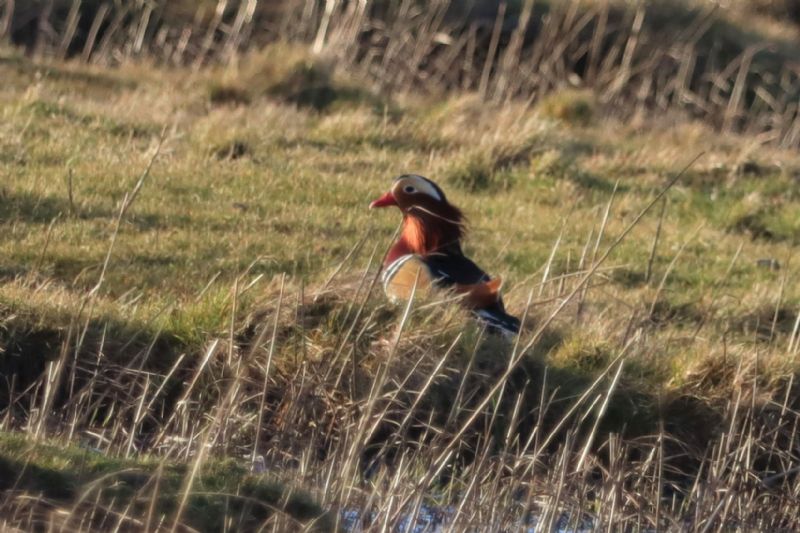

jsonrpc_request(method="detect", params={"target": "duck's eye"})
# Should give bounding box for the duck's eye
[404,186,416,193]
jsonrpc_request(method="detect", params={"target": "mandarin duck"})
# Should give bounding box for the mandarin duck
[370,174,521,335]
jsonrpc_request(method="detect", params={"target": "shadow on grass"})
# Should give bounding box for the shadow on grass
[356,314,720,482]
[1,189,171,231]
[0,305,186,413]
[0,51,137,92]
[277,129,449,154]
[0,190,73,224]
[0,433,332,532]
[25,99,160,139]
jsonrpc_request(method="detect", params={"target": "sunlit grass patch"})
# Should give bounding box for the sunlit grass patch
[205,44,383,113]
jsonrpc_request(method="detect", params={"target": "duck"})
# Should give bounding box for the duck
[369,174,521,335]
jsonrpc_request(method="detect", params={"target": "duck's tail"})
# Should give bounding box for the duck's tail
[454,277,503,309]
[472,302,521,336]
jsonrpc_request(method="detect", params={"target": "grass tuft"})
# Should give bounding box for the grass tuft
[538,90,596,126]
[443,137,539,192]
[208,83,252,107]
[212,138,251,160]
[205,45,382,113]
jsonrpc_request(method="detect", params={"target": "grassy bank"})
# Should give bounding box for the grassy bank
[2,17,800,530]
[0,433,330,531]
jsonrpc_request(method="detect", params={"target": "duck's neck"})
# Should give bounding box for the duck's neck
[385,213,462,266]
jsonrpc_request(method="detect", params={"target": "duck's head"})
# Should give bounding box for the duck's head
[369,174,450,212]
[370,174,465,256]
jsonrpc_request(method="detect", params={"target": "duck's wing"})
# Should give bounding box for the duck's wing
[382,253,522,336]
[423,253,521,336]
[421,252,491,286]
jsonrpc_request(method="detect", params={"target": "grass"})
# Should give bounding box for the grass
[0,433,331,532]
[4,55,797,356]
[2,10,800,528]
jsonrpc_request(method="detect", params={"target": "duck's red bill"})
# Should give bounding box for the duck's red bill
[369,192,397,209]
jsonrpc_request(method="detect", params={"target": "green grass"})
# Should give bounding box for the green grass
[2,45,799,372]
[3,43,800,528]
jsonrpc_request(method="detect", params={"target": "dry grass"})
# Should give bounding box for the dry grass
[5,0,800,146]
[1,1,800,530]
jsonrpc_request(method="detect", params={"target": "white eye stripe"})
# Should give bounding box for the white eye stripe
[398,175,442,201]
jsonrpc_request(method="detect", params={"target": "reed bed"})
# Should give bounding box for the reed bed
[4,0,800,146]
[3,276,800,530]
